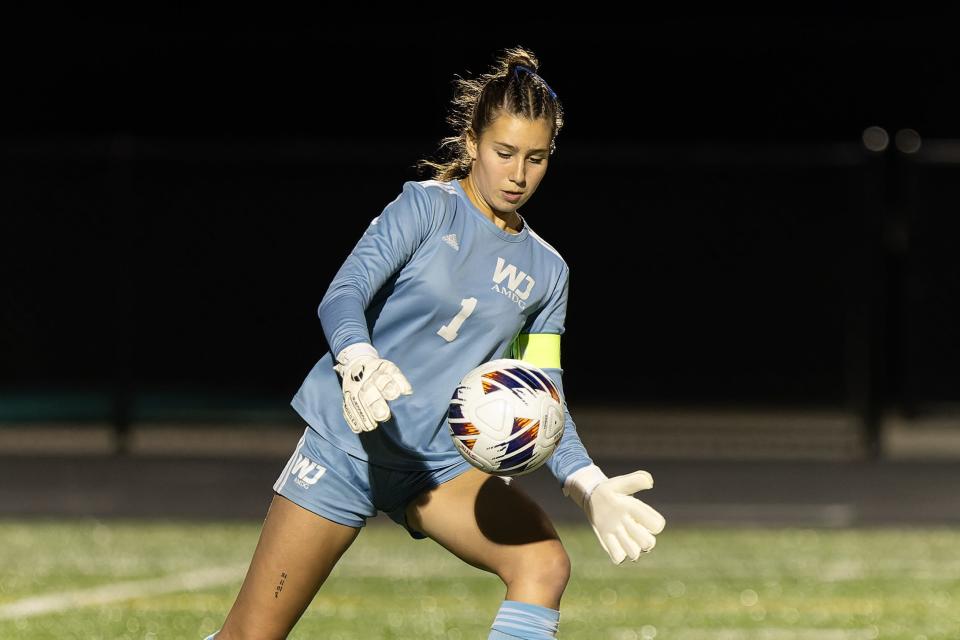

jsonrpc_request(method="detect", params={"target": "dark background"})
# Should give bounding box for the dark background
[1,17,957,428]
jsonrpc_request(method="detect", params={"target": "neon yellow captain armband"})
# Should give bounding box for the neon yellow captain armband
[509,333,561,369]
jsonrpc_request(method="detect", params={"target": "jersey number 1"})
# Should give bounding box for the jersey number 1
[437,297,477,342]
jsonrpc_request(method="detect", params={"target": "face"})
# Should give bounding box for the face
[464,113,552,222]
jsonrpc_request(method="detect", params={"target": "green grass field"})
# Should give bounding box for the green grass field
[0,519,958,639]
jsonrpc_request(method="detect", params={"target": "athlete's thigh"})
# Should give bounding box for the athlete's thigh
[219,493,360,640]
[405,468,562,582]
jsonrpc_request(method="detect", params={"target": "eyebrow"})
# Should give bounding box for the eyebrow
[493,141,549,154]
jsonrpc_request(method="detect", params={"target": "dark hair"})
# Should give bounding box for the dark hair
[415,45,565,182]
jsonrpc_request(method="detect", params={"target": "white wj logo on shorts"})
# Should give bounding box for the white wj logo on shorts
[290,454,327,489]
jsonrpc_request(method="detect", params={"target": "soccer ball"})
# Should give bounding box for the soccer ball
[448,358,565,476]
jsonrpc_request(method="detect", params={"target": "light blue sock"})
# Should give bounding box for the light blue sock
[488,599,560,639]
[203,632,218,640]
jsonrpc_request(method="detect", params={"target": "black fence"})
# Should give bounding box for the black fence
[1,134,957,455]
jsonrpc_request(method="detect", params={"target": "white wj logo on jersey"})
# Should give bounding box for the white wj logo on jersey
[491,257,535,309]
[290,454,326,489]
[442,233,460,250]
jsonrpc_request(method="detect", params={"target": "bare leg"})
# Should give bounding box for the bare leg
[405,469,570,609]
[216,493,361,640]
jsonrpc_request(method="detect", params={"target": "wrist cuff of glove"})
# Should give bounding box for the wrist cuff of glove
[562,464,608,510]
[335,342,379,366]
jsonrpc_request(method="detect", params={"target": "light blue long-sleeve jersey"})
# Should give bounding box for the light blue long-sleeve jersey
[292,178,593,487]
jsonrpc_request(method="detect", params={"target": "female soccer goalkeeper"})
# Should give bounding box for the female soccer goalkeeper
[207,45,665,640]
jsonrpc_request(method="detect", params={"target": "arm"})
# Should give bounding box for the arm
[318,181,437,358]
[319,181,435,432]
[508,267,591,486]
[511,267,666,564]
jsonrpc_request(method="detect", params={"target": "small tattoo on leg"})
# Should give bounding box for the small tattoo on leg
[275,571,288,598]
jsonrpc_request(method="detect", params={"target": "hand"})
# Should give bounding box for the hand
[333,343,413,434]
[563,464,666,564]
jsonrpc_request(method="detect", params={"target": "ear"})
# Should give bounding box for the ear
[465,129,478,159]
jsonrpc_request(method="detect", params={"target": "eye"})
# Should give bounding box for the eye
[497,151,545,164]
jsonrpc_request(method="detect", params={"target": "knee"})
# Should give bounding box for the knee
[502,542,571,591]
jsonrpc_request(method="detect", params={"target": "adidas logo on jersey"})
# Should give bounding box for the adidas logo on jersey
[442,233,460,250]
[290,453,326,489]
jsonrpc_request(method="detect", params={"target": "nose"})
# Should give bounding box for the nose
[510,159,526,187]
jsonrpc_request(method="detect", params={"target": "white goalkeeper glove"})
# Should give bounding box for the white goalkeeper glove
[332,342,413,434]
[563,464,666,564]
